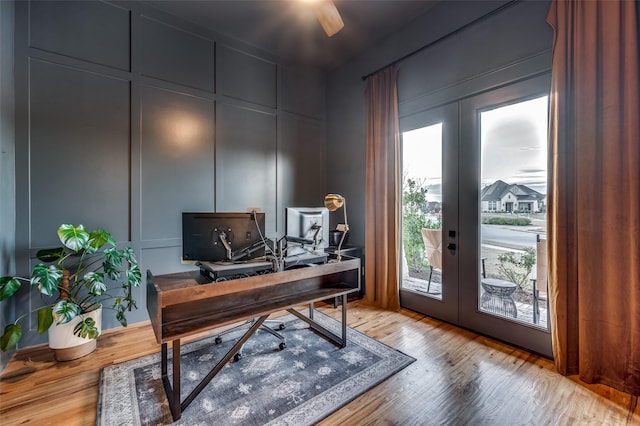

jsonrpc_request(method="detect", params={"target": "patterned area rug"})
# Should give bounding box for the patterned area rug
[97,311,415,425]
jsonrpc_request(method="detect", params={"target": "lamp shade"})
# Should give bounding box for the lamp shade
[324,194,344,211]
[323,193,348,261]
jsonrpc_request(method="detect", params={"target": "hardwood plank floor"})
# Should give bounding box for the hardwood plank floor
[1,301,638,425]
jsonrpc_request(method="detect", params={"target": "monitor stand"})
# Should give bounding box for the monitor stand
[283,252,328,269]
[197,260,274,281]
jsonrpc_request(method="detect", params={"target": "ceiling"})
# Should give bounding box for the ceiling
[144,0,439,71]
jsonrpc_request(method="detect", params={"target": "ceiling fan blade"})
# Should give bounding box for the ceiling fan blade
[312,0,344,37]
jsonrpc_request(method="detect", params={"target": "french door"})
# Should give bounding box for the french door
[400,103,459,324]
[399,75,552,357]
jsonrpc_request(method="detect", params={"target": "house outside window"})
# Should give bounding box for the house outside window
[488,200,497,211]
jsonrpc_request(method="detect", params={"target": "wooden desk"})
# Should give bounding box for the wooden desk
[146,255,360,420]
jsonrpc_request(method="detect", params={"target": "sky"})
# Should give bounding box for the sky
[402,95,549,202]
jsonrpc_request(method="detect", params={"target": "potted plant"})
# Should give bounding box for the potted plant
[0,224,141,360]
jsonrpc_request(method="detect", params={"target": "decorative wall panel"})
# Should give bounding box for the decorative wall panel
[141,246,194,276]
[29,1,130,71]
[29,58,130,246]
[141,16,215,92]
[278,115,325,221]
[216,103,277,234]
[140,85,215,241]
[281,65,325,119]
[217,45,276,107]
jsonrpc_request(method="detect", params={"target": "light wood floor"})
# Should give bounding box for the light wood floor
[1,301,638,425]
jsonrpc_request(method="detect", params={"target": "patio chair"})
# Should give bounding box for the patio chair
[531,234,548,324]
[421,228,442,294]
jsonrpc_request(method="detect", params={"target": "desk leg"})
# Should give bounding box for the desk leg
[287,295,348,348]
[161,315,270,421]
[341,294,347,342]
[161,340,182,420]
[172,341,181,418]
[161,342,167,376]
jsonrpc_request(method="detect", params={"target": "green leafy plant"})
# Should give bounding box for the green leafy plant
[497,247,536,292]
[0,224,142,351]
[402,177,441,273]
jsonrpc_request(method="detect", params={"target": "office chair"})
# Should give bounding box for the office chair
[214,317,286,361]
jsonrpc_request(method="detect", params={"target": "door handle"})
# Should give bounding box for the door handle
[447,243,456,251]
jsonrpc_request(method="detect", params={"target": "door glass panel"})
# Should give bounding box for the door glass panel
[401,123,443,300]
[479,96,549,329]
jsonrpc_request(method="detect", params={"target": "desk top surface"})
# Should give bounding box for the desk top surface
[148,256,360,296]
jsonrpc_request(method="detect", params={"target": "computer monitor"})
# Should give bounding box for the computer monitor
[182,212,266,262]
[285,207,329,256]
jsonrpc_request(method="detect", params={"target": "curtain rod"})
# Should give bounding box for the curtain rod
[361,0,520,81]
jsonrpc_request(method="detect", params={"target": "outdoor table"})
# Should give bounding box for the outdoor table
[480,278,518,318]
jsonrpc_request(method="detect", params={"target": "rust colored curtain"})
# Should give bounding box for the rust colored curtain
[364,66,400,310]
[546,0,640,395]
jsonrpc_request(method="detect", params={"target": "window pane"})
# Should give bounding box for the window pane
[479,96,548,329]
[401,123,443,300]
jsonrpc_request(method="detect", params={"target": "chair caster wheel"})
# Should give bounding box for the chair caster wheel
[233,353,242,362]
[278,324,286,330]
[279,342,286,350]
[215,337,222,344]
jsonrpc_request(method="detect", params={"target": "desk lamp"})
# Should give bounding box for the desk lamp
[324,193,349,261]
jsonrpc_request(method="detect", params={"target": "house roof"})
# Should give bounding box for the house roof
[481,180,544,202]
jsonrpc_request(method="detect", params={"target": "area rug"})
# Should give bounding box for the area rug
[97,311,415,425]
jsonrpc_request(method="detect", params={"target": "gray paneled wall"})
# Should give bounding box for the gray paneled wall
[217,45,277,107]
[28,59,131,244]
[140,16,215,91]
[140,85,216,241]
[10,0,326,349]
[215,104,277,227]
[1,0,16,373]
[29,0,131,71]
[278,115,325,208]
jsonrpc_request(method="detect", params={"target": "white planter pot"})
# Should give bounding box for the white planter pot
[48,305,102,361]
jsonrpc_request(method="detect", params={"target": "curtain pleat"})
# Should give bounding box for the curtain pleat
[547,0,640,395]
[364,66,401,310]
